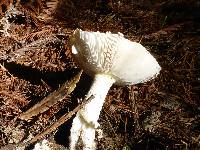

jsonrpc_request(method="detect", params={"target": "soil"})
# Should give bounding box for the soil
[0,0,200,150]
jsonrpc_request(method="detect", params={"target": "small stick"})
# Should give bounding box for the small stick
[19,70,83,120]
[27,95,94,144]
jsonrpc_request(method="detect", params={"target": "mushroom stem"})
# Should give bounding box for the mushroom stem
[70,74,116,150]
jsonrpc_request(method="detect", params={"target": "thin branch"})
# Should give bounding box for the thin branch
[27,95,94,144]
[19,70,83,120]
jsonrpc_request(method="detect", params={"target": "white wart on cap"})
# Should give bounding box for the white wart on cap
[70,29,161,150]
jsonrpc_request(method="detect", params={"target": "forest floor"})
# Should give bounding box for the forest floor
[0,0,200,150]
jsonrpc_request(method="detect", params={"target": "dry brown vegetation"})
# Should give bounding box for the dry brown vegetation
[0,0,200,149]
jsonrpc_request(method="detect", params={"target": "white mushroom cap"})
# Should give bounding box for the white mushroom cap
[71,29,161,85]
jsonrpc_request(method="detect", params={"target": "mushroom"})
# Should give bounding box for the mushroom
[69,29,161,150]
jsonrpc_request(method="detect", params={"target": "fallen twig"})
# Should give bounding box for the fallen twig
[19,70,83,120]
[27,95,94,144]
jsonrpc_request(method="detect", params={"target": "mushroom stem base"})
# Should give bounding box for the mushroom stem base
[70,74,115,150]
